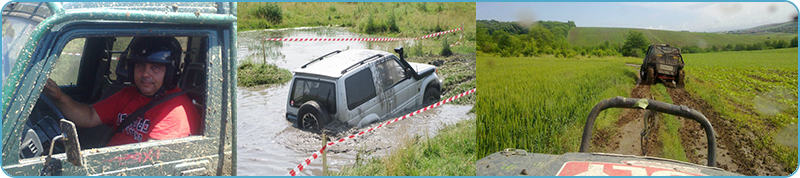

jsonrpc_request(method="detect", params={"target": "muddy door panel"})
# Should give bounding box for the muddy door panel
[4,137,219,176]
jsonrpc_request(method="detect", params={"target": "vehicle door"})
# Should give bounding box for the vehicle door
[344,66,386,123]
[374,56,415,116]
[2,23,226,177]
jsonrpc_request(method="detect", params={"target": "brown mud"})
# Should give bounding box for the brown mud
[667,88,788,176]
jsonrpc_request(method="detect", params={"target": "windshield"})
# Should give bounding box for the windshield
[2,17,40,83]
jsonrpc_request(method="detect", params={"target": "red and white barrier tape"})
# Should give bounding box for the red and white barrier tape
[265,27,462,42]
[60,52,119,60]
[286,88,476,176]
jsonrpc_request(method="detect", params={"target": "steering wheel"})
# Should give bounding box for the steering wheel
[38,93,67,121]
[20,93,68,158]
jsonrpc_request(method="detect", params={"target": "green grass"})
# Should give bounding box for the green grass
[407,54,476,105]
[238,2,475,37]
[651,84,689,162]
[335,119,476,176]
[568,27,796,47]
[476,56,639,158]
[236,60,292,87]
[682,48,798,172]
[239,2,477,65]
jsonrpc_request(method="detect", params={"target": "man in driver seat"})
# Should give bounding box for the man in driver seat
[43,37,200,147]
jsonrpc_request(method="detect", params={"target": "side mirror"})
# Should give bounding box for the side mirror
[59,119,82,167]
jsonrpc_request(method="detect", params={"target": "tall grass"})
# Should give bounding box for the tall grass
[651,84,689,162]
[238,2,475,37]
[682,48,798,171]
[335,119,476,176]
[236,60,292,87]
[477,56,639,158]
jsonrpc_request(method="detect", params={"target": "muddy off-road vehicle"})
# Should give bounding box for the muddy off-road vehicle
[2,2,237,176]
[477,97,742,176]
[640,44,685,88]
[285,47,441,132]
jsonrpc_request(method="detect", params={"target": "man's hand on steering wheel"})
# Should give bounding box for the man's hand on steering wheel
[43,79,64,102]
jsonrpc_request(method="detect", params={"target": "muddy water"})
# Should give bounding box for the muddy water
[236,27,474,176]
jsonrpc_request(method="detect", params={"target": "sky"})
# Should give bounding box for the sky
[477,2,798,32]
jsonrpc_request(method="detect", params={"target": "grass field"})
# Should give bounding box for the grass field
[238,2,475,37]
[568,27,796,47]
[476,56,640,158]
[335,119,476,176]
[682,48,798,170]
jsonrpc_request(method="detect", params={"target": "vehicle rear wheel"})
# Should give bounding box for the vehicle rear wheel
[297,101,330,132]
[676,70,685,88]
[423,87,441,106]
[645,67,656,85]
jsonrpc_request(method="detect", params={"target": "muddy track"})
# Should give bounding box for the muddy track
[592,85,662,155]
[667,88,788,176]
[593,64,789,175]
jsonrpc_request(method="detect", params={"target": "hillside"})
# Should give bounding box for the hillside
[735,21,798,34]
[568,27,796,47]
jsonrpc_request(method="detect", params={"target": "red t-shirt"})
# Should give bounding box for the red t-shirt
[93,86,200,146]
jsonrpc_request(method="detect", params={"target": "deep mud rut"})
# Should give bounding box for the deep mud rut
[668,88,788,176]
[595,64,790,176]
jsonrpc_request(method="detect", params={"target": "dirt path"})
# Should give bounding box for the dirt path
[592,69,661,156]
[667,88,788,176]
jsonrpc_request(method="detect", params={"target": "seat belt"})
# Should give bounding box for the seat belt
[114,87,199,134]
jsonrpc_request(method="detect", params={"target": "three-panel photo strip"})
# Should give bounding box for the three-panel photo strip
[1,1,798,176]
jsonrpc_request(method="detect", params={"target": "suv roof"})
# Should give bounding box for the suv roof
[292,49,391,78]
[650,44,681,55]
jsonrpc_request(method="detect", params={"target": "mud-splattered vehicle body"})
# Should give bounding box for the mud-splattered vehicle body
[2,2,237,176]
[640,44,685,88]
[477,97,741,176]
[285,48,441,132]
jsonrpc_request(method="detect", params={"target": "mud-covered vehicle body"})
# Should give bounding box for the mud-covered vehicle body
[640,44,685,87]
[477,97,742,176]
[285,48,441,131]
[2,2,237,176]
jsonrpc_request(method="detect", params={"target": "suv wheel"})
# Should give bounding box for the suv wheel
[676,70,685,88]
[423,87,441,106]
[645,67,656,85]
[298,101,330,132]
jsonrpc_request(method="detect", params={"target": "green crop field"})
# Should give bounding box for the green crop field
[568,27,796,47]
[476,56,640,157]
[477,48,798,173]
[682,48,798,170]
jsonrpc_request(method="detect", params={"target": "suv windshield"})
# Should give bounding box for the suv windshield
[290,78,336,113]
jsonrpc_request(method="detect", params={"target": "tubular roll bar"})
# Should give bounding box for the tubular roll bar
[579,96,717,167]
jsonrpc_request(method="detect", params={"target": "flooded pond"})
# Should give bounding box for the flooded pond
[236,27,474,176]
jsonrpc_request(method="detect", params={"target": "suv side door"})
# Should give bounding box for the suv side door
[374,56,416,116]
[342,66,385,126]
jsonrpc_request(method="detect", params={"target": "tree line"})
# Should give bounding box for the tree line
[478,20,799,58]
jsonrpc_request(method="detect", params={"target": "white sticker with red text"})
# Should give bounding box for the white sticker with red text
[556,161,706,176]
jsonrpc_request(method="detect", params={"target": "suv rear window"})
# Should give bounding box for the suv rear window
[345,68,376,110]
[290,78,336,113]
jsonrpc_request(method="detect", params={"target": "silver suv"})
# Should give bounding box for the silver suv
[285,47,441,132]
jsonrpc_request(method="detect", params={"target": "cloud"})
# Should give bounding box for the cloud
[623,2,795,32]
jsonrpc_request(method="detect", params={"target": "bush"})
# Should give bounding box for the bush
[237,61,292,87]
[441,38,453,57]
[387,10,399,33]
[255,3,283,24]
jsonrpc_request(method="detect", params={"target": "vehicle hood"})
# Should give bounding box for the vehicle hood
[477,150,741,176]
[408,62,435,75]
